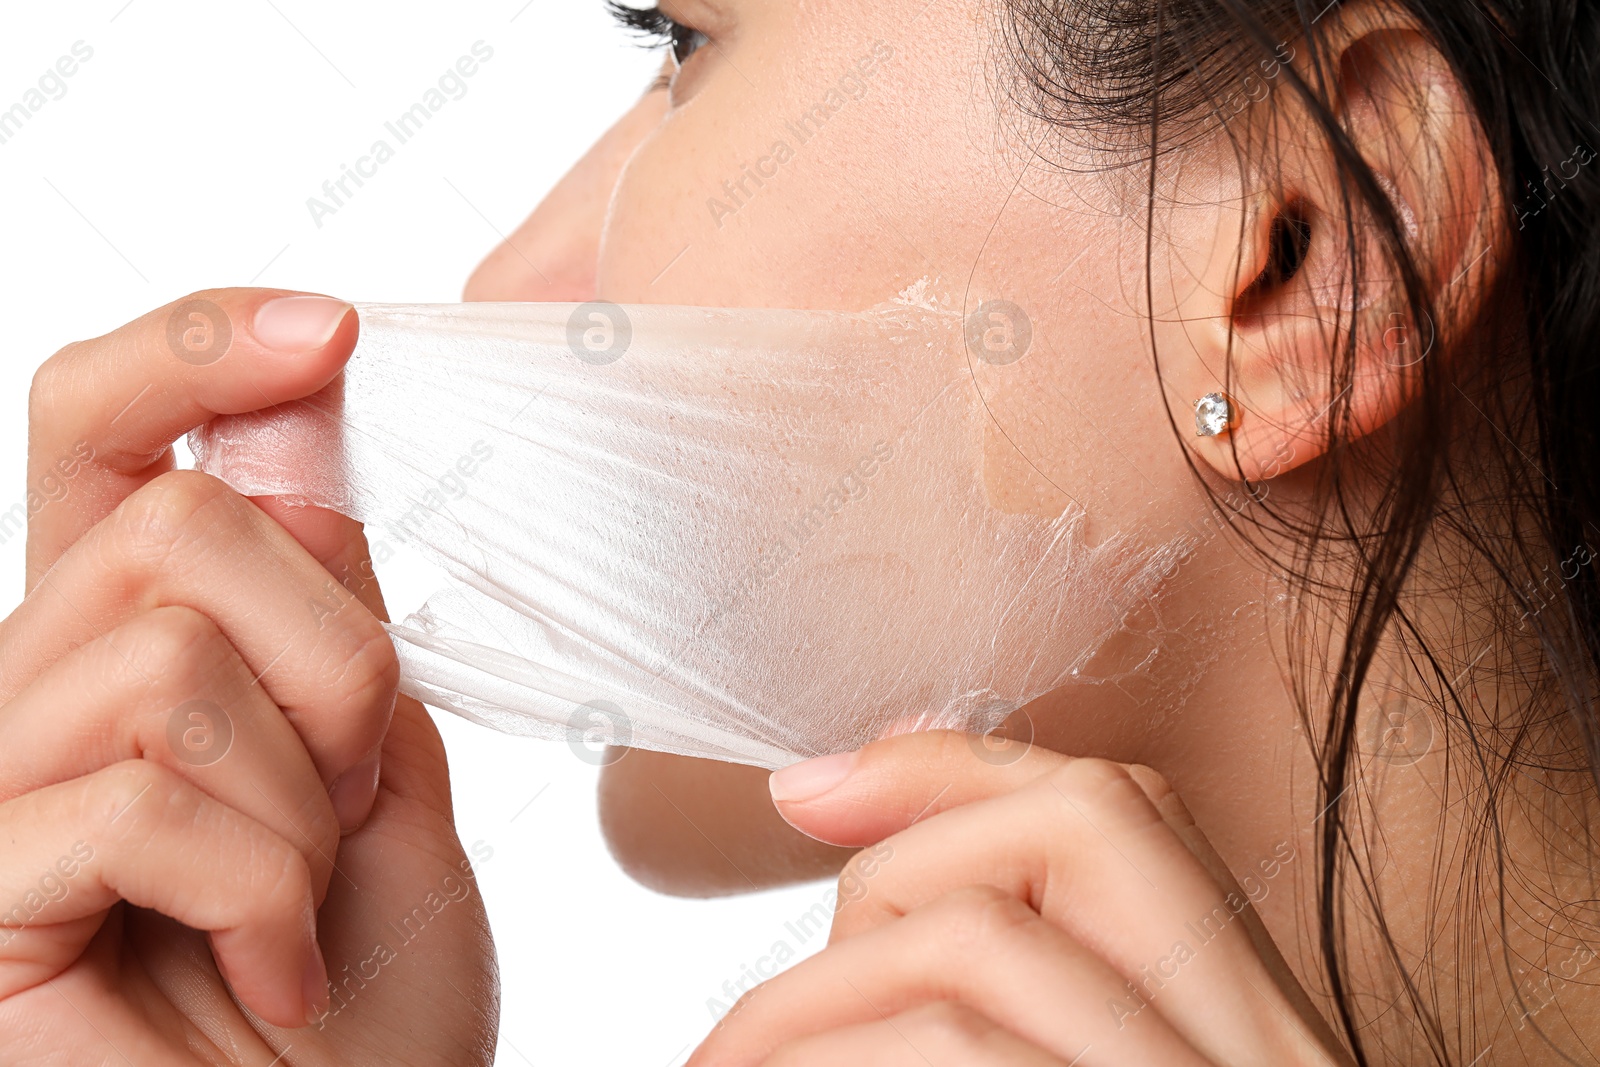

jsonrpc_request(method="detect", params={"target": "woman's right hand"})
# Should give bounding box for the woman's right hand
[0,290,498,1066]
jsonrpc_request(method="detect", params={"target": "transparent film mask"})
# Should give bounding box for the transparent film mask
[191,301,1187,768]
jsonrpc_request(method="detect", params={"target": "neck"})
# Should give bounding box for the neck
[1043,471,1600,1064]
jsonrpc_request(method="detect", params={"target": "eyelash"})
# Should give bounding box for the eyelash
[605,2,710,70]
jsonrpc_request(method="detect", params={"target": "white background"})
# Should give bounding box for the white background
[0,3,832,1062]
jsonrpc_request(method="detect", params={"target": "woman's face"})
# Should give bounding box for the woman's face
[470,0,1238,552]
[463,1,1318,894]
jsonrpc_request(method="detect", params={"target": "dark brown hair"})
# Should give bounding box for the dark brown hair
[1000,1,1600,1063]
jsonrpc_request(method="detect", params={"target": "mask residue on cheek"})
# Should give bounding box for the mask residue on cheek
[191,301,1191,768]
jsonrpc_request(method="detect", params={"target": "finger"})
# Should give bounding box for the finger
[758,1002,1072,1067]
[26,287,396,821]
[771,732,1341,1059]
[769,729,1263,956]
[768,731,1076,846]
[243,498,393,828]
[821,759,1339,1067]
[253,502,457,825]
[0,605,342,900]
[690,886,1212,1067]
[0,471,396,831]
[248,497,390,620]
[806,730,1212,878]
[25,289,356,586]
[0,761,328,1029]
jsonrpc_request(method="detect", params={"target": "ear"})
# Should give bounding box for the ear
[1175,12,1501,483]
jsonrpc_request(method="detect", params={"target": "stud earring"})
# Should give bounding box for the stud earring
[1194,392,1236,437]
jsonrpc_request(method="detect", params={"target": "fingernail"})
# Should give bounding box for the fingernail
[328,749,381,835]
[302,937,330,1027]
[769,750,857,804]
[252,295,352,353]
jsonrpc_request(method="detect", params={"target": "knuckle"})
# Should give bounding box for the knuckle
[932,885,1036,949]
[332,617,400,699]
[1045,757,1160,826]
[112,470,238,564]
[321,621,400,732]
[833,839,893,911]
[902,1001,1001,1050]
[245,842,315,922]
[929,726,985,768]
[1124,762,1193,827]
[762,1029,845,1067]
[85,760,181,842]
[707,981,767,1042]
[117,606,229,691]
[206,831,313,936]
[1123,762,1175,805]
[28,342,105,454]
[727,985,760,1019]
[761,1038,813,1067]
[87,761,314,922]
[836,851,872,897]
[28,346,77,428]
[177,287,231,305]
[288,788,341,865]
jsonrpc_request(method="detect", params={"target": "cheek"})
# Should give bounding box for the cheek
[973,235,1168,520]
[589,10,1200,544]
[599,140,939,308]
[594,26,996,308]
[938,167,1174,524]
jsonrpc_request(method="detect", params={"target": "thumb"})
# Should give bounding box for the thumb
[766,730,1075,847]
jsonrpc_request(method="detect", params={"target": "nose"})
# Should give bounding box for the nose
[462,87,669,302]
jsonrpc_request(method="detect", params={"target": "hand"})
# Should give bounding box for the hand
[0,290,497,1066]
[689,732,1352,1066]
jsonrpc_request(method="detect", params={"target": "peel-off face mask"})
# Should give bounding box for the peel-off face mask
[191,302,1188,768]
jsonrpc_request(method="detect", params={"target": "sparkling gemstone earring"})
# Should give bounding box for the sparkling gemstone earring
[1194,392,1236,437]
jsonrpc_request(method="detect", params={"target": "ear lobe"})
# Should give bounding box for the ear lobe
[1178,17,1500,485]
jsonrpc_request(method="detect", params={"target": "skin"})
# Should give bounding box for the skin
[2,0,1593,1063]
[567,0,1331,963]
[1,292,496,1064]
[694,733,1347,1066]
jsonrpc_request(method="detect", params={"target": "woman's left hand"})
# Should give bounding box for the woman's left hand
[688,732,1353,1067]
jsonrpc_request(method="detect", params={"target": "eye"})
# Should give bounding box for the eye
[607,2,710,70]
